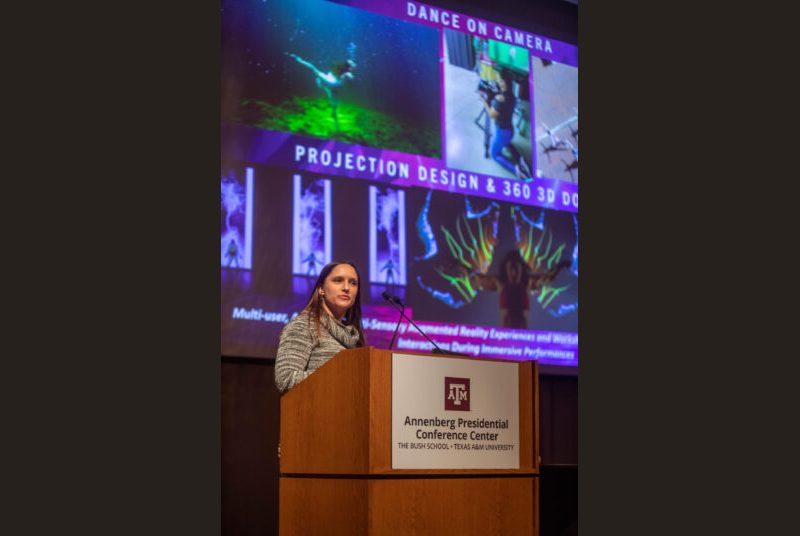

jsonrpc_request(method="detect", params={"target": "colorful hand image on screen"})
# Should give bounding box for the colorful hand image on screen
[511,205,575,315]
[410,192,576,330]
[415,196,500,309]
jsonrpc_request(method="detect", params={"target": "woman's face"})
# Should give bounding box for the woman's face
[320,263,359,319]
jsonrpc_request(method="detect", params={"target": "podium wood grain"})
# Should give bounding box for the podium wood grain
[279,348,539,534]
[280,476,536,536]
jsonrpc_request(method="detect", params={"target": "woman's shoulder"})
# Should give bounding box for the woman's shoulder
[281,311,311,335]
[279,311,320,349]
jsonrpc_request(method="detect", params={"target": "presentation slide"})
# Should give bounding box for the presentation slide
[221,0,578,366]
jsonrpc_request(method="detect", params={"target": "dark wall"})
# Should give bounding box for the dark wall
[538,373,579,534]
[222,359,281,536]
[222,358,577,536]
[540,374,578,464]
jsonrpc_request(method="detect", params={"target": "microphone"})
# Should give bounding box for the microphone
[381,291,403,306]
[380,291,462,356]
[383,292,405,350]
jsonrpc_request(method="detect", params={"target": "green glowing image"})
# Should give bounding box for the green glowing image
[234,97,441,158]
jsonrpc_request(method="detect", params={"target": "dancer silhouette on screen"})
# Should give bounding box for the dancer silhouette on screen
[381,258,397,286]
[303,252,321,276]
[226,239,241,268]
[287,52,356,129]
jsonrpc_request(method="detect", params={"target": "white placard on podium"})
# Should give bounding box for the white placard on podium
[391,353,520,469]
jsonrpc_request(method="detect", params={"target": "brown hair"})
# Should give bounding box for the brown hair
[302,261,366,347]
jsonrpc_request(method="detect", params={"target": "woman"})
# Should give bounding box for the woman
[287,52,356,128]
[474,251,568,329]
[496,251,534,328]
[275,261,366,394]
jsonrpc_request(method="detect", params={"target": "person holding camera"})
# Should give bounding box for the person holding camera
[481,68,531,180]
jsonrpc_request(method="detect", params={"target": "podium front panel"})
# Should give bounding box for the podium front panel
[391,353,520,470]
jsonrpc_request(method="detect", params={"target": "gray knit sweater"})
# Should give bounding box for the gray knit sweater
[275,311,361,394]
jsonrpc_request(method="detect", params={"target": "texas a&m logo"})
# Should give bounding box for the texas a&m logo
[444,377,470,411]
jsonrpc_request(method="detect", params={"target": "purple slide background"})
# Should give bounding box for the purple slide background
[223,124,578,213]
[330,0,578,67]
[221,0,579,367]
[362,305,578,366]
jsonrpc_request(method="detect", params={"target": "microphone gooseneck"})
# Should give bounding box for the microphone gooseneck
[388,303,404,351]
[381,291,453,355]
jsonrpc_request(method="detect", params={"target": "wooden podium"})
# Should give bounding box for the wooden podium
[279,347,539,535]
